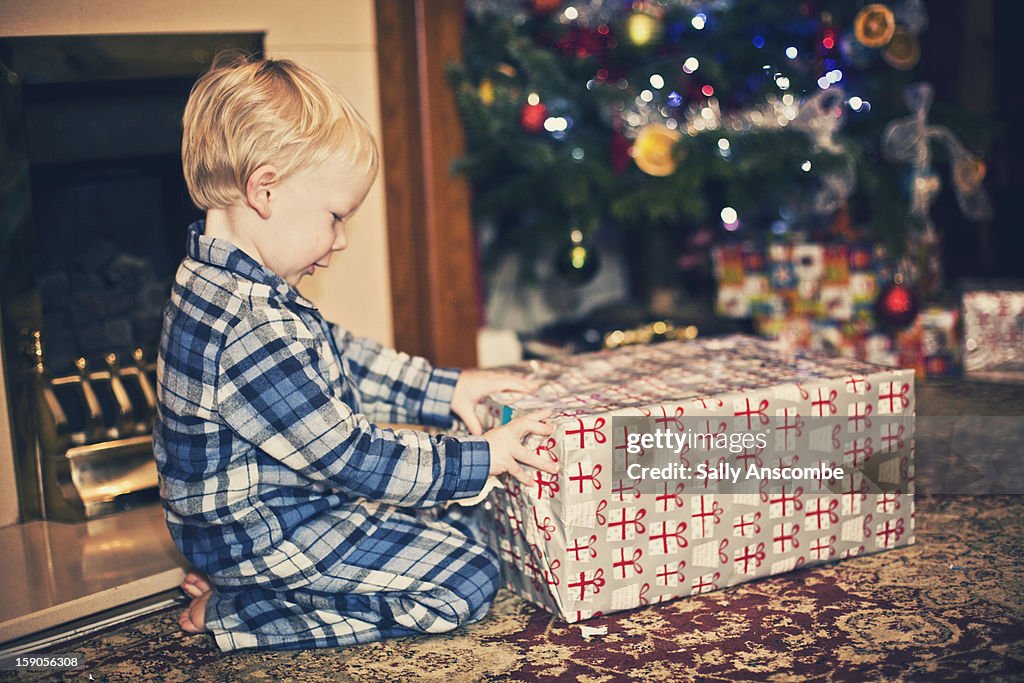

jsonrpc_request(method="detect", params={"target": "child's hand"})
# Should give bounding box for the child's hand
[451,369,539,435]
[484,411,558,487]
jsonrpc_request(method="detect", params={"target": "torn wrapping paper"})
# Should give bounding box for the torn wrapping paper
[476,335,915,622]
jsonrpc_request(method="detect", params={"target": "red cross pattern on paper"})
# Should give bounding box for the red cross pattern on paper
[569,462,603,494]
[565,417,607,449]
[769,484,804,518]
[543,558,561,587]
[734,397,770,430]
[568,568,606,601]
[775,407,804,450]
[607,506,647,541]
[812,387,838,416]
[656,561,685,587]
[841,473,867,515]
[533,471,560,500]
[735,442,764,469]
[614,425,643,465]
[773,522,801,554]
[845,374,872,394]
[810,534,836,560]
[693,396,724,410]
[656,481,685,512]
[847,401,874,432]
[612,478,641,501]
[534,436,558,463]
[875,518,906,548]
[649,520,688,555]
[733,511,762,538]
[523,552,542,584]
[879,381,911,414]
[533,508,556,542]
[881,422,906,452]
[653,405,686,430]
[595,499,609,526]
[876,492,901,514]
[692,495,724,538]
[844,438,874,468]
[734,542,767,575]
[567,534,599,563]
[613,547,645,579]
[691,571,721,595]
[805,497,839,531]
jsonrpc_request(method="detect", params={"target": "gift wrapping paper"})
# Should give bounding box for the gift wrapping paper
[962,289,1024,380]
[477,335,915,622]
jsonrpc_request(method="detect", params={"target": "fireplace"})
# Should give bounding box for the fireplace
[0,32,263,521]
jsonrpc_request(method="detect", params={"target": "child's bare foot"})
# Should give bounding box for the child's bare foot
[180,570,212,599]
[178,571,212,634]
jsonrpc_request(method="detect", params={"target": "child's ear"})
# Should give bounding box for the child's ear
[245,165,279,219]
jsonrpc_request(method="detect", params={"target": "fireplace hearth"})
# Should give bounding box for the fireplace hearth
[0,32,263,521]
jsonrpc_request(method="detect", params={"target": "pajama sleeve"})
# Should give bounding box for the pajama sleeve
[215,311,490,507]
[327,323,461,428]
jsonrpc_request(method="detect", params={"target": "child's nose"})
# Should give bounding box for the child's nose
[332,229,347,252]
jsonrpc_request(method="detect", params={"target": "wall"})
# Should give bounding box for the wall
[0,0,394,526]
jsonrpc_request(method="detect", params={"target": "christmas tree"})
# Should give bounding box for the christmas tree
[448,0,991,327]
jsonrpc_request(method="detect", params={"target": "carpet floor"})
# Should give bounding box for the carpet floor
[2,494,1021,682]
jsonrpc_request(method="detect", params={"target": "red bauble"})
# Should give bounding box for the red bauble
[875,282,919,328]
[520,101,548,133]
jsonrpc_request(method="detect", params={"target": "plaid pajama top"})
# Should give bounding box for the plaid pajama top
[153,220,491,590]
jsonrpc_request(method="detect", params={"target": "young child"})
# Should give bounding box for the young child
[154,52,556,652]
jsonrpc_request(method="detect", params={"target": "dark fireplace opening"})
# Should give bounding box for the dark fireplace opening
[0,32,263,521]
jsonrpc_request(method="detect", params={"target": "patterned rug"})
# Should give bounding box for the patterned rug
[4,495,1022,682]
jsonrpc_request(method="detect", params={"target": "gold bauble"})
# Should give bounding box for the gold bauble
[881,26,920,70]
[854,3,896,48]
[478,78,495,106]
[626,11,663,47]
[632,124,682,177]
[954,156,987,192]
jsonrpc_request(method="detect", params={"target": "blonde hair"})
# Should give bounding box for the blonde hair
[181,50,378,210]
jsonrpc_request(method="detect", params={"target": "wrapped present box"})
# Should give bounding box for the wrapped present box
[962,288,1024,382]
[477,336,915,622]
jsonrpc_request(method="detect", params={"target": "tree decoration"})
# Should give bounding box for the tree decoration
[881,82,992,299]
[854,3,896,48]
[555,229,600,285]
[519,96,548,133]
[881,26,920,70]
[632,124,682,176]
[876,277,919,328]
[625,6,664,47]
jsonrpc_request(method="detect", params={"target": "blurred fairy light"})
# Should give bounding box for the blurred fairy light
[827,69,843,83]
[801,160,812,172]
[640,89,654,102]
[667,91,683,107]
[782,94,794,105]
[527,92,540,105]
[753,36,765,48]
[721,206,739,229]
[544,116,570,132]
[691,13,706,30]
[563,6,578,21]
[817,76,831,90]
[682,57,700,73]
[717,138,730,151]
[649,74,665,89]
[571,147,585,160]
[701,84,715,97]
[776,76,790,90]
[848,96,864,111]
[785,46,798,59]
